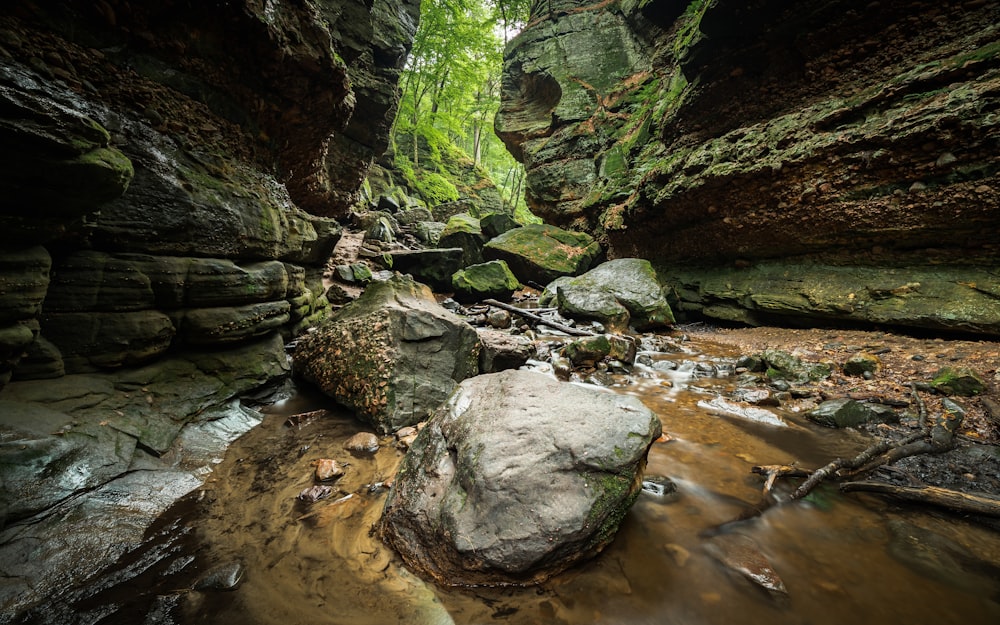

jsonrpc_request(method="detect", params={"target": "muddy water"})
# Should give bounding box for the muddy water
[36,336,1000,624]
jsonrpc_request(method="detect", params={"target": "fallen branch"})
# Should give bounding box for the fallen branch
[751,465,810,495]
[789,432,925,500]
[482,299,594,337]
[789,383,962,500]
[840,482,1000,518]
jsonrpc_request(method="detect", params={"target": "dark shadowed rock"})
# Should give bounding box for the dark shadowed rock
[378,369,661,586]
[293,274,480,433]
[386,248,465,291]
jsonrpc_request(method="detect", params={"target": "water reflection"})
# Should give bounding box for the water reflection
[25,337,1000,624]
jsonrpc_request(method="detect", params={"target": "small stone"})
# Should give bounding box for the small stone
[935,152,957,167]
[194,561,246,591]
[344,431,380,453]
[313,458,346,481]
[297,484,333,503]
[641,475,678,497]
[487,309,512,329]
[843,353,881,377]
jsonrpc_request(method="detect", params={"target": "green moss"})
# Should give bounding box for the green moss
[931,366,986,396]
[583,472,638,551]
[948,40,1000,68]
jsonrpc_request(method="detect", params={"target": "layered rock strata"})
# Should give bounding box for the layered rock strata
[0,0,418,615]
[497,0,1000,334]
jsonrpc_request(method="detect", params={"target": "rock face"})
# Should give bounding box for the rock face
[0,1,418,615]
[293,274,481,433]
[497,0,1000,336]
[378,369,661,586]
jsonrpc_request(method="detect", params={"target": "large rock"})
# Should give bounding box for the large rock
[437,213,486,267]
[451,260,521,303]
[293,274,480,433]
[378,369,661,586]
[541,258,674,331]
[664,263,1000,337]
[483,223,601,285]
[0,63,133,246]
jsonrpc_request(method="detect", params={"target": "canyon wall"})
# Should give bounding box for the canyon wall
[0,1,417,611]
[497,0,1000,334]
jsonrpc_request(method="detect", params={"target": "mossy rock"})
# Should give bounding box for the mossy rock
[761,349,831,382]
[451,261,521,303]
[483,223,602,285]
[563,334,636,367]
[931,366,986,396]
[438,213,485,266]
[843,353,881,377]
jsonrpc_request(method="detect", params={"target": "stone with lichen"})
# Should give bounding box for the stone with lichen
[292,273,480,433]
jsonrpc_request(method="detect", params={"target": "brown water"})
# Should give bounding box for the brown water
[33,336,1000,624]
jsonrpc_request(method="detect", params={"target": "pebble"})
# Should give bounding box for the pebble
[297,485,333,503]
[194,561,245,591]
[344,431,379,454]
[313,458,346,481]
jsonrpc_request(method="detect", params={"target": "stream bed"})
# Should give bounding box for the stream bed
[15,335,1000,625]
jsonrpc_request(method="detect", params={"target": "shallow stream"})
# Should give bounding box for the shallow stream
[19,336,1000,624]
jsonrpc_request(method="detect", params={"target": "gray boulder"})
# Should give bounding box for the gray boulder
[293,274,480,433]
[806,398,898,428]
[378,369,661,586]
[540,258,674,331]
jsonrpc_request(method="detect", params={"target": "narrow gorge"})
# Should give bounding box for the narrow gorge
[1,0,998,623]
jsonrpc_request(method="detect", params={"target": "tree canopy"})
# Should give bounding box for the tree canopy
[391,0,534,220]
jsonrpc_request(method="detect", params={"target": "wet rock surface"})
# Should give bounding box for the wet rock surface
[541,258,674,331]
[378,369,661,586]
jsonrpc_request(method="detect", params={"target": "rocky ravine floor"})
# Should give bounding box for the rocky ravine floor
[684,324,1000,500]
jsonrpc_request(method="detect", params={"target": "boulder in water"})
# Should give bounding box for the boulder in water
[540,258,674,331]
[377,369,661,586]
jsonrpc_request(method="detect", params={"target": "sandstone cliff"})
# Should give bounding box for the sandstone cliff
[0,0,417,388]
[497,0,1000,334]
[0,2,417,610]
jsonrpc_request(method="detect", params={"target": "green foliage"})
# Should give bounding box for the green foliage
[392,0,533,216]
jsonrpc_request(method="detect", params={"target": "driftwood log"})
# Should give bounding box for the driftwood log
[482,299,595,337]
[839,482,1000,517]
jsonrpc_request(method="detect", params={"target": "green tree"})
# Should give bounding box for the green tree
[392,0,534,220]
